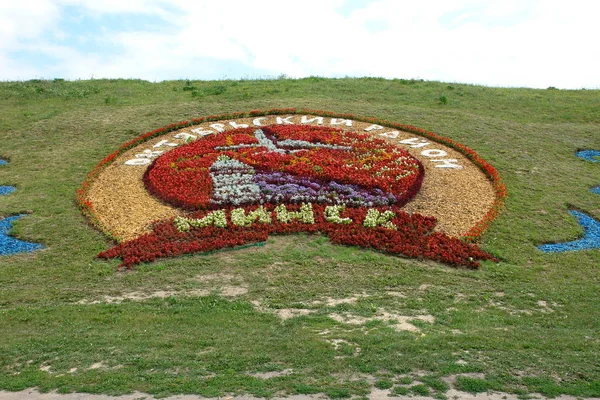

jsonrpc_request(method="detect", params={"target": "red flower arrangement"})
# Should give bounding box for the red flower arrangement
[143,125,424,210]
[98,204,497,269]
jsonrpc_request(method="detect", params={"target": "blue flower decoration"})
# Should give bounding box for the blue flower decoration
[538,210,600,253]
[538,149,599,253]
[0,214,44,256]
[0,157,44,256]
[0,186,16,196]
[576,150,600,163]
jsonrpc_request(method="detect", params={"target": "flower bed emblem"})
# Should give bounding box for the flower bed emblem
[77,110,506,269]
[144,125,424,210]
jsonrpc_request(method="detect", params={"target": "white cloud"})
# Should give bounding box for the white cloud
[0,1,60,50]
[57,0,176,16]
[0,0,599,88]
[0,54,44,80]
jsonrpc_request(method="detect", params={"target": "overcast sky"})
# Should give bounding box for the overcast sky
[1,0,599,89]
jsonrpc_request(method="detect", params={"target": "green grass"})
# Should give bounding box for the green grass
[374,379,393,389]
[0,77,599,398]
[392,386,410,396]
[411,384,431,396]
[455,376,499,394]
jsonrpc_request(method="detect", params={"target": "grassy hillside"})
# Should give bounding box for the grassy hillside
[0,78,599,398]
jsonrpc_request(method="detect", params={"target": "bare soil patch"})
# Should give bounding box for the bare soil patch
[329,310,434,333]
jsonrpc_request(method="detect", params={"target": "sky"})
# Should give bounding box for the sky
[1,0,599,89]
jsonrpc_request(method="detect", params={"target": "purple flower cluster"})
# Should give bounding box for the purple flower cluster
[254,171,396,207]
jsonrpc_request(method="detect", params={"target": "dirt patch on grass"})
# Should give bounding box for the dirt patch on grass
[251,297,434,334]
[77,272,250,305]
[329,310,435,333]
[36,362,119,376]
[537,300,556,313]
[77,289,208,304]
[77,285,247,305]
[386,291,406,298]
[312,294,369,307]
[86,362,106,371]
[221,286,249,296]
[276,308,314,320]
[480,296,561,316]
[442,372,486,387]
[194,273,236,282]
[38,365,51,373]
[250,300,315,320]
[418,284,433,291]
[326,338,362,358]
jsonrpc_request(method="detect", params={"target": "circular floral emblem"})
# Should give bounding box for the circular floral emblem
[144,125,424,210]
[78,110,506,269]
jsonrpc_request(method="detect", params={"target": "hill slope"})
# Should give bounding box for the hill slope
[0,78,599,398]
